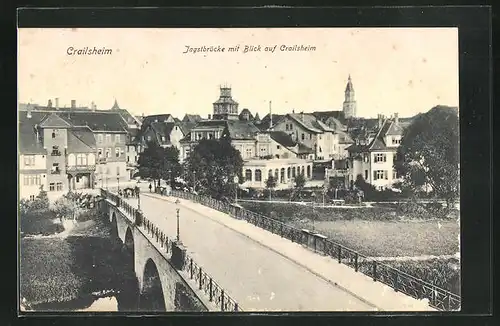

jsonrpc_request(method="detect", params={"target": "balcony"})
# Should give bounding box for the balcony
[66,165,96,172]
[97,157,107,164]
[51,151,62,156]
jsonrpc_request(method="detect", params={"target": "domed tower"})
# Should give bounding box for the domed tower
[212,85,239,120]
[343,75,357,119]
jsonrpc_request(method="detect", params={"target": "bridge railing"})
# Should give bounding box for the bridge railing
[100,188,242,312]
[169,189,460,311]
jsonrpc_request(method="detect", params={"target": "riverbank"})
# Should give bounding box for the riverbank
[20,207,139,311]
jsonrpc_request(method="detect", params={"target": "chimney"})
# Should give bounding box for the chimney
[300,111,304,121]
[47,99,53,108]
[208,114,212,120]
[378,114,383,128]
[71,100,76,109]
[394,112,399,124]
[91,101,96,111]
[55,98,59,110]
[292,109,295,113]
[26,106,32,119]
[269,101,273,129]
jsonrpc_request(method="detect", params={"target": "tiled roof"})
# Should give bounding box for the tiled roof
[337,130,354,144]
[18,111,47,154]
[150,122,177,145]
[67,127,96,153]
[346,144,368,153]
[59,111,128,132]
[179,121,197,134]
[239,108,254,121]
[288,113,335,133]
[296,143,314,154]
[183,114,202,123]
[142,114,175,126]
[258,113,284,130]
[347,117,380,131]
[385,120,404,136]
[312,110,346,125]
[213,97,238,105]
[267,131,296,147]
[226,120,259,140]
[192,120,227,129]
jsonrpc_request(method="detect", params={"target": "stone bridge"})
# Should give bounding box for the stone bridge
[100,197,211,312]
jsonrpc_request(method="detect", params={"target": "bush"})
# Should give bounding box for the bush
[380,258,460,294]
[20,209,63,236]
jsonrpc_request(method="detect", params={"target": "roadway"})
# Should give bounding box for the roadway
[122,191,377,311]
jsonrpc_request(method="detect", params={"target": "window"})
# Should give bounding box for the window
[98,148,103,158]
[51,163,60,174]
[56,182,63,191]
[115,148,121,158]
[309,134,312,140]
[97,134,103,144]
[52,130,56,139]
[374,153,387,163]
[161,136,166,142]
[319,135,323,140]
[147,135,152,141]
[285,124,289,131]
[245,169,252,181]
[76,154,87,166]
[287,167,291,179]
[373,170,388,180]
[49,183,55,191]
[363,154,369,163]
[105,148,111,158]
[23,175,40,186]
[268,169,273,178]
[246,148,252,158]
[365,170,368,180]
[392,137,401,145]
[393,170,398,179]
[301,133,305,140]
[51,146,61,156]
[274,169,279,180]
[29,195,35,201]
[292,167,296,178]
[277,145,281,149]
[115,134,121,143]
[307,165,311,178]
[319,147,322,153]
[106,134,111,143]
[280,168,285,183]
[127,156,130,162]
[24,155,35,166]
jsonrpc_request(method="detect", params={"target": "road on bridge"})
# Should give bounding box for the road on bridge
[122,193,377,311]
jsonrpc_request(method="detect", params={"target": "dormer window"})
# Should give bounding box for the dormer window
[161,136,166,142]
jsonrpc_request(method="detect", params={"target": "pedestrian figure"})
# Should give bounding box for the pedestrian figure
[149,183,152,193]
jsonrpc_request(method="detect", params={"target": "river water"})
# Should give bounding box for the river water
[20,210,140,312]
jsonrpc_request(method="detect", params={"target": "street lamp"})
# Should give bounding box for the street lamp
[175,199,181,242]
[137,187,141,211]
[233,175,239,204]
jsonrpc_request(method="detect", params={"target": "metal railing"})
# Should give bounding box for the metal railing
[100,188,242,312]
[169,189,461,311]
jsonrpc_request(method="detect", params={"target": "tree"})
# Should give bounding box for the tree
[137,142,181,189]
[184,137,244,199]
[29,185,50,211]
[265,175,277,201]
[394,106,459,208]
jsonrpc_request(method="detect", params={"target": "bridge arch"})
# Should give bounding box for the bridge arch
[139,258,166,312]
[124,226,135,270]
[110,212,119,240]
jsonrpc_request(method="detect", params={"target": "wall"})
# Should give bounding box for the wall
[272,116,318,153]
[242,158,313,189]
[43,128,69,192]
[370,150,398,190]
[169,125,184,150]
[95,132,128,182]
[107,204,208,312]
[232,139,256,160]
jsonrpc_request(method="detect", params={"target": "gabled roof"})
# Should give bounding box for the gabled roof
[179,121,197,134]
[67,127,96,153]
[239,108,254,121]
[182,114,202,123]
[226,120,260,140]
[267,131,296,147]
[258,113,285,130]
[142,114,175,126]
[57,111,128,132]
[385,120,404,136]
[149,121,179,145]
[39,112,72,128]
[288,113,335,133]
[312,110,346,125]
[18,111,47,154]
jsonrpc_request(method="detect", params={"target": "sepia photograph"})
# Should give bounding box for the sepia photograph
[18,27,460,313]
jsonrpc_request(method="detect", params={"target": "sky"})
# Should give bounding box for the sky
[18,28,459,119]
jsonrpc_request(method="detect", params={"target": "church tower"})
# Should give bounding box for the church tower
[212,85,239,120]
[343,75,357,119]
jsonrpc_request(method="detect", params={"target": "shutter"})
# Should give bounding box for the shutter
[373,170,377,180]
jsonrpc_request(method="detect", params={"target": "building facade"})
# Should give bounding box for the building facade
[346,116,403,190]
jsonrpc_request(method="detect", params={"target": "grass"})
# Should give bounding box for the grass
[239,201,460,257]
[20,209,139,310]
[295,219,459,257]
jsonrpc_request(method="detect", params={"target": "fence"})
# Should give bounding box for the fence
[169,189,461,311]
[100,189,241,312]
